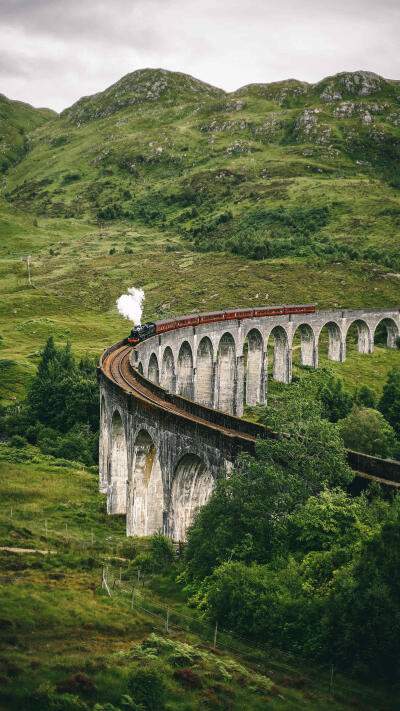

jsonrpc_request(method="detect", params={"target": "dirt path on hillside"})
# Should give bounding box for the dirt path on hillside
[0,546,56,554]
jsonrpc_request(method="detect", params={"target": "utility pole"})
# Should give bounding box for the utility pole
[21,255,32,285]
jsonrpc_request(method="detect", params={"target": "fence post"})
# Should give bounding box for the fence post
[10,507,13,522]
[166,607,169,633]
[119,566,122,582]
[65,523,69,542]
[131,586,135,610]
[213,621,218,649]
[91,530,94,545]
[102,566,112,597]
[45,520,48,539]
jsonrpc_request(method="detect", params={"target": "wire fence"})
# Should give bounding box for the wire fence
[101,563,336,691]
[0,505,336,693]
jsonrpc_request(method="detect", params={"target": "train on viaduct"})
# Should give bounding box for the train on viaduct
[98,305,400,542]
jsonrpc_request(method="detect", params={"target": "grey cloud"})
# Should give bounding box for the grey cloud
[0,0,399,111]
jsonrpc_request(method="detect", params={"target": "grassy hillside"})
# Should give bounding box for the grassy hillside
[0,93,55,174]
[0,445,398,711]
[0,69,399,403]
[3,68,400,266]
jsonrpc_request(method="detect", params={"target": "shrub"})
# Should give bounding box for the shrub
[130,552,154,574]
[340,406,398,458]
[173,668,202,689]
[8,434,27,448]
[127,667,165,710]
[56,672,95,695]
[120,540,137,560]
[29,682,89,710]
[150,532,174,568]
[354,385,377,409]
[62,173,81,185]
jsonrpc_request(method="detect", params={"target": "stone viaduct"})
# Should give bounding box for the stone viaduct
[98,306,400,542]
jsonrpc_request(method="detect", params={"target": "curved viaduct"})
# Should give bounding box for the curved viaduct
[99,306,400,541]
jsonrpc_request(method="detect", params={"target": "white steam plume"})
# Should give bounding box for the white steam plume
[116,287,145,325]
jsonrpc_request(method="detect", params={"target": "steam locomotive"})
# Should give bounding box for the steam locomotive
[127,322,156,345]
[125,304,316,345]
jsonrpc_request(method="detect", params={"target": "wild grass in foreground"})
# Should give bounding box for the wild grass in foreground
[0,446,399,711]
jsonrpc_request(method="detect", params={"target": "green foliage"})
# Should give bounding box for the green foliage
[150,532,174,569]
[29,681,90,710]
[185,380,400,681]
[379,366,400,437]
[263,381,352,490]
[8,434,27,448]
[186,384,352,580]
[318,376,353,422]
[325,508,400,679]
[127,666,165,711]
[339,406,398,458]
[0,338,99,465]
[197,497,400,680]
[354,384,377,409]
[287,488,365,552]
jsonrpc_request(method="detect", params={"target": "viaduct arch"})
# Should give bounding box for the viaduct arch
[99,306,400,541]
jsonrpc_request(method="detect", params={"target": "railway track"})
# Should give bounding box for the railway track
[101,342,400,487]
[103,344,257,443]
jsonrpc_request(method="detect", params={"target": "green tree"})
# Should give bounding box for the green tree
[379,366,400,437]
[186,383,352,579]
[287,488,364,552]
[185,458,289,579]
[28,338,98,433]
[340,406,398,458]
[325,506,400,680]
[318,376,353,422]
[354,384,377,409]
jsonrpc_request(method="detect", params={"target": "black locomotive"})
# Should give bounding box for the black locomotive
[126,322,156,345]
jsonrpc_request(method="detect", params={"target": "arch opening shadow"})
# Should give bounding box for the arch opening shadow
[244,329,265,405]
[108,410,128,514]
[374,318,399,349]
[292,323,316,369]
[177,341,194,399]
[161,346,175,391]
[168,454,214,542]
[346,320,372,355]
[129,430,163,537]
[217,332,236,413]
[318,321,343,362]
[267,326,290,383]
[148,353,160,384]
[196,337,214,406]
[137,362,144,375]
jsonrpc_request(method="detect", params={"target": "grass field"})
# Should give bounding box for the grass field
[0,445,398,711]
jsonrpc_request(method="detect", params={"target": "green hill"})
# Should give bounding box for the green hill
[0,93,56,173]
[0,68,399,404]
[3,68,400,265]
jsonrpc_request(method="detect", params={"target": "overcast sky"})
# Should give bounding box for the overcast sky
[1,0,399,112]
